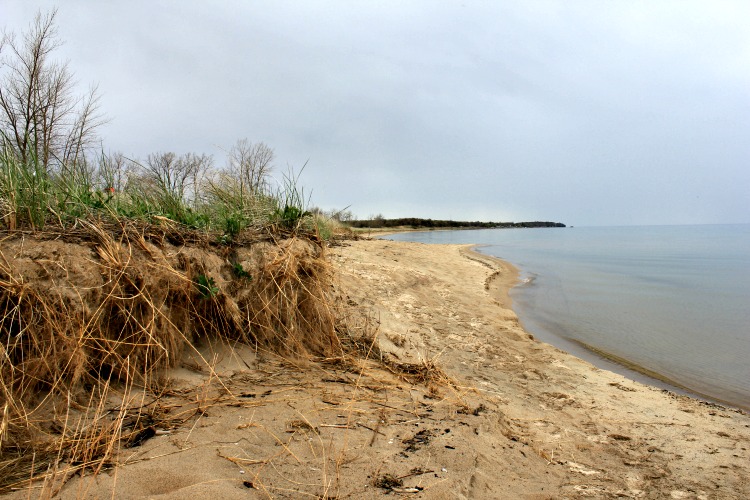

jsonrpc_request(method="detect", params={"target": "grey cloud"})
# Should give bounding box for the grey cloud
[3,0,749,225]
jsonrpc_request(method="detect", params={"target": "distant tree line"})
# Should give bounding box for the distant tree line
[347,218,565,229]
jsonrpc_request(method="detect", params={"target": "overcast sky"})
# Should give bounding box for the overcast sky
[4,1,749,226]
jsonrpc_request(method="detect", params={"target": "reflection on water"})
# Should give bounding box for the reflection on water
[385,225,750,411]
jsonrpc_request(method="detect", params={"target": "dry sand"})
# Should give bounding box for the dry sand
[10,238,749,499]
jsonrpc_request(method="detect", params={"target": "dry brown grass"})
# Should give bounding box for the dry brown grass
[0,220,368,494]
[244,237,342,357]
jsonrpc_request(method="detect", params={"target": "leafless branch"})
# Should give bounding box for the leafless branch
[0,9,105,170]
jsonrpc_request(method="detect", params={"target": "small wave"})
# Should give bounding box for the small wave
[519,274,536,286]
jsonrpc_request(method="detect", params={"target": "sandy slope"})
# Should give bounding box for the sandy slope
[9,238,749,499]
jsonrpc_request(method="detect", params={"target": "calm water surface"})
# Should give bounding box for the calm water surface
[385,225,750,411]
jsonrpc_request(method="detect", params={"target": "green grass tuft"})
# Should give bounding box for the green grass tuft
[194,274,219,298]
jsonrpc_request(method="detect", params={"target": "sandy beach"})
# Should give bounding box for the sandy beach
[9,237,749,499]
[330,238,750,498]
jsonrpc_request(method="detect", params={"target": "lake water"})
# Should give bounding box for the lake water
[384,225,750,411]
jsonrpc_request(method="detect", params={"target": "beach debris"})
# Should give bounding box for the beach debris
[458,403,488,416]
[373,468,431,493]
[286,419,318,434]
[373,473,403,490]
[568,461,602,475]
[392,487,423,493]
[236,422,259,430]
[403,429,433,452]
[608,433,632,441]
[320,423,355,429]
[609,382,637,392]
[126,426,157,448]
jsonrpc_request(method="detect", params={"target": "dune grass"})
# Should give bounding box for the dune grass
[0,144,350,242]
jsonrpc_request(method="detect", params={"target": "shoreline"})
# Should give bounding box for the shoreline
[467,245,740,411]
[569,338,750,414]
[385,234,748,414]
[331,238,750,496]
[501,260,750,414]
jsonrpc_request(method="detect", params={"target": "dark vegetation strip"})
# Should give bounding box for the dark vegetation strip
[347,218,566,229]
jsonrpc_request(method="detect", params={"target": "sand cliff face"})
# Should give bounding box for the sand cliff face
[3,236,748,499]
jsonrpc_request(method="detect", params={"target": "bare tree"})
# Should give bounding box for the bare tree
[140,151,211,210]
[0,9,104,169]
[226,139,274,199]
[330,208,355,223]
[143,152,182,203]
[183,152,212,209]
[62,84,102,166]
[98,151,128,193]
